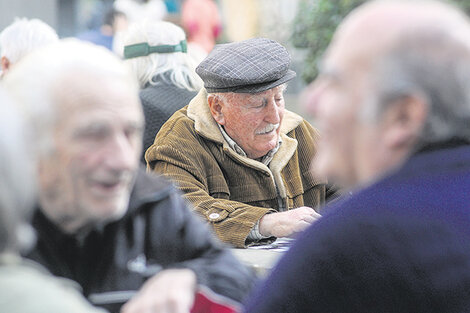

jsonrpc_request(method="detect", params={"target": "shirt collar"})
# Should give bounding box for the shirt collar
[217,123,282,166]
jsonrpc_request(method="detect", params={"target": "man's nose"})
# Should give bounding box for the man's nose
[265,99,281,124]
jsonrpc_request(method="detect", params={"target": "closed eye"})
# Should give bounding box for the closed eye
[258,98,268,108]
[73,124,111,141]
[124,123,143,139]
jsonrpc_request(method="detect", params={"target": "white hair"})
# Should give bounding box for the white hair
[0,18,58,65]
[123,20,203,91]
[2,38,140,156]
[362,15,470,146]
[0,88,36,253]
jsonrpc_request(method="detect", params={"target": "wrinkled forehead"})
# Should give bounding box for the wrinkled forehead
[232,84,287,103]
[53,70,140,112]
[49,72,143,135]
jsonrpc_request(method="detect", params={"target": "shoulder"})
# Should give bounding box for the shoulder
[0,259,104,313]
[151,106,210,152]
[129,168,176,207]
[140,82,196,104]
[127,169,194,229]
[156,105,194,137]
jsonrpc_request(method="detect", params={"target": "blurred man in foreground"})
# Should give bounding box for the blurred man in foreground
[0,88,105,313]
[244,0,470,312]
[3,39,253,313]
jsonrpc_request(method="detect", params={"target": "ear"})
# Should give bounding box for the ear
[382,94,428,150]
[1,56,10,73]
[208,94,226,125]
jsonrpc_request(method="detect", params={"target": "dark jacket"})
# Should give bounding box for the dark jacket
[140,75,197,163]
[244,144,470,313]
[146,88,329,247]
[26,169,254,312]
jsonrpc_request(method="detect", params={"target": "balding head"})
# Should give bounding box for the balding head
[4,39,141,154]
[327,0,470,72]
[3,39,144,234]
[306,0,470,189]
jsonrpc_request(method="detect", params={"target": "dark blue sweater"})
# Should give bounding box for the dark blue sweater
[245,144,470,313]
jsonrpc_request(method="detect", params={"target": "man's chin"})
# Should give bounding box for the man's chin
[108,202,128,220]
[91,197,129,223]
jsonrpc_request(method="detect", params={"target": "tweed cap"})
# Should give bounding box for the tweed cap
[196,38,296,93]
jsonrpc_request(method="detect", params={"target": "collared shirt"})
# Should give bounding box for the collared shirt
[217,124,283,241]
[217,124,282,166]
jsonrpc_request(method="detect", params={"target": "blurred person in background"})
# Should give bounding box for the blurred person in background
[114,0,167,23]
[0,88,105,313]
[77,8,128,52]
[123,20,203,163]
[3,39,254,313]
[244,0,470,312]
[0,17,58,78]
[113,0,168,56]
[181,0,222,63]
[164,0,182,14]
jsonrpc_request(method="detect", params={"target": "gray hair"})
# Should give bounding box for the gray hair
[0,88,36,253]
[2,38,140,157]
[123,20,203,91]
[364,22,470,146]
[0,17,58,65]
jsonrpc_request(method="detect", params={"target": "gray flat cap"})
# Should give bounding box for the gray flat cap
[196,37,296,93]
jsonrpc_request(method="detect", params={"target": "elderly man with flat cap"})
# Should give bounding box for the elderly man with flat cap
[146,38,333,248]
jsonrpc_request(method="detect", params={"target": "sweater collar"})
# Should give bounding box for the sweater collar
[415,137,470,155]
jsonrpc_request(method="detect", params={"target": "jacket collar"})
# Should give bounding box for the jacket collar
[187,88,303,197]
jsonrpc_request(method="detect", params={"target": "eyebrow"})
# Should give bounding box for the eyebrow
[72,120,143,137]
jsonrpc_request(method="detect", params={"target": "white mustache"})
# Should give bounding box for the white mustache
[256,123,279,135]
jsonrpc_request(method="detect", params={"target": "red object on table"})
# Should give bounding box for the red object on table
[191,285,241,313]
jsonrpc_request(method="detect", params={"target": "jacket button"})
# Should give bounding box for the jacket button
[209,213,220,220]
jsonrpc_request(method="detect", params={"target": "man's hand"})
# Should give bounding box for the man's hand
[258,207,321,238]
[121,269,197,313]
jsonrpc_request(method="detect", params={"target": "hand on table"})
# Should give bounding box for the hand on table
[258,206,321,238]
[121,268,197,313]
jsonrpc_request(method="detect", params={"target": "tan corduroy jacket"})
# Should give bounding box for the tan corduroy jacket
[146,88,327,247]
